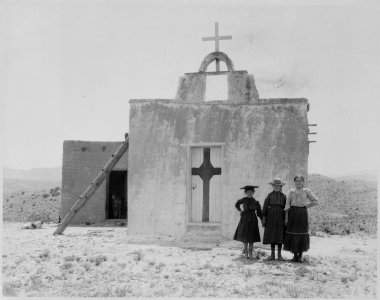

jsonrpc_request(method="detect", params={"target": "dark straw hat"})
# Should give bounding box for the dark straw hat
[240,185,259,191]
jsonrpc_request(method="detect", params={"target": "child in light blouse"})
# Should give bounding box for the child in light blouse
[284,175,319,262]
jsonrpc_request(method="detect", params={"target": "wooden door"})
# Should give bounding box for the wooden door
[190,146,222,223]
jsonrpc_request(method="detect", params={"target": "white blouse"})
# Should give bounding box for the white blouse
[285,188,319,210]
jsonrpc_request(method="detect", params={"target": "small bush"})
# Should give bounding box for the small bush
[87,254,107,266]
[244,268,254,279]
[39,249,50,261]
[60,262,73,270]
[83,262,91,271]
[156,262,165,269]
[133,249,144,261]
[285,284,300,298]
[64,255,81,262]
[3,282,18,296]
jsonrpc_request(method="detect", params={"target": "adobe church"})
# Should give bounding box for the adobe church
[60,23,311,240]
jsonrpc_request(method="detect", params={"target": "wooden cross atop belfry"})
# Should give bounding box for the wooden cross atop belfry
[202,22,232,72]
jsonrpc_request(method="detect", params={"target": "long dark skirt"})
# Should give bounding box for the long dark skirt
[284,207,310,253]
[263,205,285,244]
[233,211,261,243]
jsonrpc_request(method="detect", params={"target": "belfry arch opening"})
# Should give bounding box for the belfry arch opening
[205,74,228,101]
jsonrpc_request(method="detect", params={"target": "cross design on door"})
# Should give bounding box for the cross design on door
[191,148,222,222]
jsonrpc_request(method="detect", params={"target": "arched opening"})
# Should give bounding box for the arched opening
[205,75,228,101]
[199,51,235,73]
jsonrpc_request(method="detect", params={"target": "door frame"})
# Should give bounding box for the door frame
[185,143,225,225]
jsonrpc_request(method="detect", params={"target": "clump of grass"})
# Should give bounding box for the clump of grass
[28,274,44,290]
[295,266,311,277]
[39,249,50,261]
[114,286,128,297]
[155,262,166,270]
[3,282,18,296]
[87,254,107,266]
[148,260,155,266]
[133,249,145,261]
[201,262,212,270]
[285,284,300,298]
[153,288,166,297]
[60,262,73,270]
[244,268,254,279]
[64,254,81,262]
[255,249,267,259]
[82,262,92,271]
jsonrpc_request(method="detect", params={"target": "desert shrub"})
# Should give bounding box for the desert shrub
[42,194,49,198]
[29,274,44,289]
[244,268,254,279]
[83,262,91,271]
[255,249,267,259]
[3,282,18,296]
[133,249,144,261]
[64,255,81,262]
[60,262,73,270]
[39,249,50,261]
[285,284,300,298]
[156,262,165,269]
[87,254,107,266]
[295,266,311,277]
[21,191,25,195]
[201,262,212,270]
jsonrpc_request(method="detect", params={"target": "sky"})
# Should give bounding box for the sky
[1,0,380,177]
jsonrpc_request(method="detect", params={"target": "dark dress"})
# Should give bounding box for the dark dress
[284,207,310,252]
[262,191,286,244]
[233,197,262,243]
[283,188,319,253]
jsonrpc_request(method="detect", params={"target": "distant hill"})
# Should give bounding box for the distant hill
[333,172,377,184]
[3,167,62,182]
[307,174,377,235]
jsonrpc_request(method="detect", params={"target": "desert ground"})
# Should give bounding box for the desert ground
[2,172,378,297]
[2,222,377,298]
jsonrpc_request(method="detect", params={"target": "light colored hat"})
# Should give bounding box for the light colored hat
[269,178,286,186]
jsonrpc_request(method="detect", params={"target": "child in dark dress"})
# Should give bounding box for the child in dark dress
[262,178,287,260]
[233,185,263,259]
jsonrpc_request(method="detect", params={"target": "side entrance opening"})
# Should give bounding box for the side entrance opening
[106,170,128,219]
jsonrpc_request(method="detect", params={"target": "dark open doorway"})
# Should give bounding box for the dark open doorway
[106,170,127,219]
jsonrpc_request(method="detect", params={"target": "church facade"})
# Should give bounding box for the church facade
[127,51,310,239]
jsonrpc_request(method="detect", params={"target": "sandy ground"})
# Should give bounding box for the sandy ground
[2,222,377,298]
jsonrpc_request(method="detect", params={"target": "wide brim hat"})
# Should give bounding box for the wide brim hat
[269,178,286,186]
[240,185,259,191]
